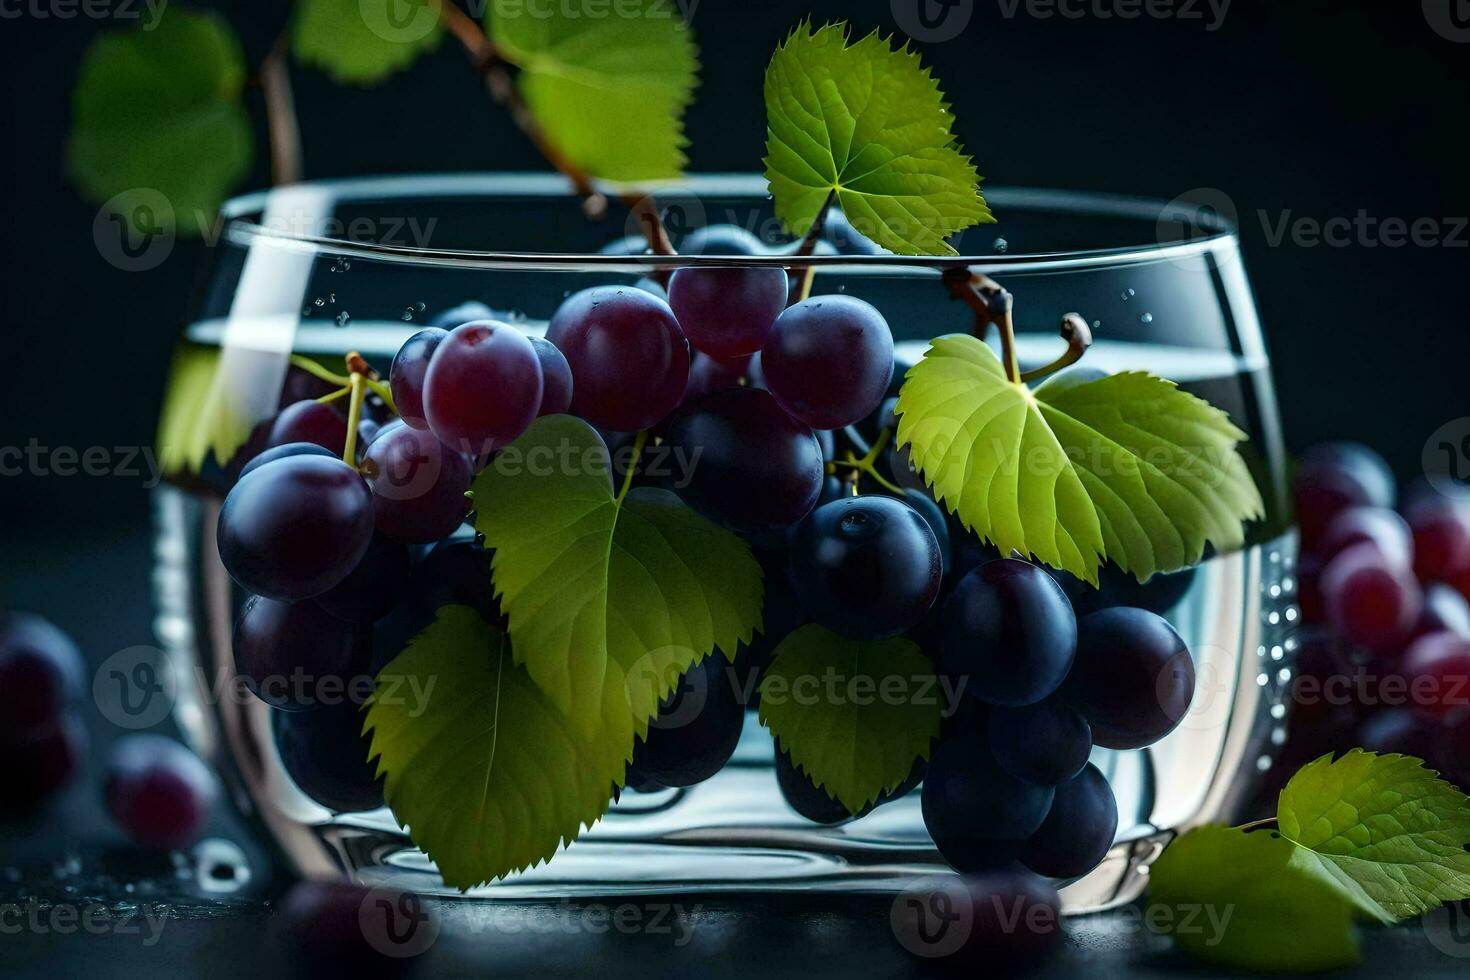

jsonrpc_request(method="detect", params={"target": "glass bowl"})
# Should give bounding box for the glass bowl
[152,173,1297,911]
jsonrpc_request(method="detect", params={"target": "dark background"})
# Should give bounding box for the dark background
[2,0,1466,533]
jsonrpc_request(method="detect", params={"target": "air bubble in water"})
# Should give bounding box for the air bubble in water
[1139,312,1154,324]
[992,237,1009,253]
[335,311,351,327]
[313,297,326,308]
[401,308,416,321]
[1121,288,1135,301]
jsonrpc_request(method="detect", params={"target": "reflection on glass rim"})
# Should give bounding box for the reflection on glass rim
[216,173,1240,275]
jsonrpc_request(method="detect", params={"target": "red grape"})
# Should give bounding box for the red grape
[760,295,894,430]
[528,335,573,416]
[547,287,689,431]
[6,716,86,811]
[668,266,788,358]
[1410,583,1470,642]
[1295,463,1377,553]
[422,321,543,454]
[104,735,217,849]
[1407,498,1470,583]
[1320,506,1412,568]
[1321,542,1423,649]
[0,612,84,740]
[1401,631,1470,721]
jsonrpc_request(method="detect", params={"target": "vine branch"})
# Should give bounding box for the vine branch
[258,34,302,186]
[944,268,1019,384]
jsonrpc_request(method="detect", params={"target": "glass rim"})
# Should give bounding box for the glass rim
[217,173,1240,275]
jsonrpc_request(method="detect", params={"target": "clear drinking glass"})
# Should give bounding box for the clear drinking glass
[152,174,1298,912]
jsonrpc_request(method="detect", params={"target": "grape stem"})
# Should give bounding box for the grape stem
[290,355,351,389]
[788,190,836,306]
[438,2,675,257]
[944,269,1020,384]
[257,34,302,186]
[316,385,351,406]
[830,426,905,495]
[1019,313,1093,384]
[341,370,367,465]
[617,431,649,504]
[1237,817,1279,833]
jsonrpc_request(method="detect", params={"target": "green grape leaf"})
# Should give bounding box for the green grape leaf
[1148,825,1362,974]
[156,345,256,477]
[757,625,940,813]
[894,334,1264,585]
[488,0,698,181]
[68,10,252,234]
[1277,749,1470,922]
[364,605,632,890]
[472,416,762,740]
[292,0,443,86]
[763,21,991,256]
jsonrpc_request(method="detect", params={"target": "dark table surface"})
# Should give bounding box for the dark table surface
[3,522,1468,979]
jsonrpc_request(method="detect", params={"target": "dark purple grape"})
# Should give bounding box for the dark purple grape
[761,295,894,430]
[891,871,1063,969]
[274,702,384,812]
[901,489,950,575]
[668,266,788,359]
[599,235,648,256]
[1321,542,1422,649]
[0,612,84,740]
[1321,506,1413,568]
[1356,709,1437,759]
[1296,443,1393,553]
[940,560,1077,707]
[360,420,471,544]
[626,653,744,788]
[1063,607,1196,750]
[315,533,412,625]
[547,287,689,432]
[1401,631,1470,721]
[787,496,941,640]
[277,880,430,973]
[682,352,750,405]
[823,208,886,256]
[422,321,542,454]
[238,440,335,481]
[680,223,764,255]
[5,716,86,811]
[268,400,348,455]
[218,455,375,600]
[922,734,1054,871]
[1301,441,1396,509]
[1020,763,1118,878]
[987,698,1092,786]
[774,747,854,824]
[1066,562,1198,616]
[233,596,371,711]
[104,735,217,849]
[528,335,574,416]
[389,327,448,428]
[412,540,503,627]
[662,387,823,531]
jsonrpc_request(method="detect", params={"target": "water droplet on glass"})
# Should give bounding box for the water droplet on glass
[335,311,351,327]
[401,309,415,321]
[1092,320,1102,330]
[415,301,427,312]
[1139,312,1154,324]
[1121,288,1135,301]
[193,839,252,895]
[327,292,336,304]
[313,297,325,308]
[992,237,1009,253]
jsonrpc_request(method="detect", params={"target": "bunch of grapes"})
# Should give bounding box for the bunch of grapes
[1267,442,1470,799]
[212,221,1194,890]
